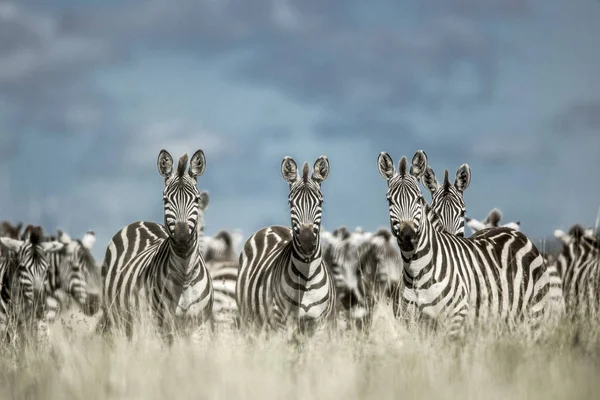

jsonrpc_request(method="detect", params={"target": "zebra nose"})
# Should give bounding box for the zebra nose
[173,222,191,242]
[398,224,416,245]
[298,225,317,254]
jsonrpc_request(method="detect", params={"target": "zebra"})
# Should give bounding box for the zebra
[202,229,244,328]
[101,149,213,342]
[553,225,599,320]
[0,226,64,341]
[236,156,336,336]
[423,166,565,324]
[325,226,405,330]
[49,230,103,317]
[376,150,550,337]
[421,164,471,237]
[465,208,520,235]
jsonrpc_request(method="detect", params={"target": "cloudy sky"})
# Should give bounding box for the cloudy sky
[1,0,599,260]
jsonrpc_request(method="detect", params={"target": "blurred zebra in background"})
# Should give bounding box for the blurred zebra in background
[101,149,213,343]
[202,229,243,329]
[236,156,336,336]
[47,230,103,317]
[553,225,599,320]
[0,226,64,341]
[377,150,551,338]
[322,226,403,331]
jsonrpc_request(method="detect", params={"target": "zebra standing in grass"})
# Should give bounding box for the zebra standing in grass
[101,149,213,342]
[377,150,550,337]
[236,156,336,335]
[48,230,103,317]
[203,230,243,327]
[0,226,64,340]
[553,225,599,319]
[423,167,565,323]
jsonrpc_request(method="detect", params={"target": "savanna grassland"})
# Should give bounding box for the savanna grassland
[1,304,599,400]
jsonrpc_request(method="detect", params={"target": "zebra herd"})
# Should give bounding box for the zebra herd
[0,148,598,345]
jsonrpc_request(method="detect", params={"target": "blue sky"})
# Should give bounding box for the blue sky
[1,0,599,260]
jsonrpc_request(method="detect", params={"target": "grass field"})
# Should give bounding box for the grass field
[1,304,599,400]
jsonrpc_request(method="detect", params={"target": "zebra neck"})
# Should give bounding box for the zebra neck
[290,248,323,281]
[167,233,200,262]
[403,207,437,279]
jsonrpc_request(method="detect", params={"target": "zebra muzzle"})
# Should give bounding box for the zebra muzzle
[298,225,318,255]
[173,222,191,244]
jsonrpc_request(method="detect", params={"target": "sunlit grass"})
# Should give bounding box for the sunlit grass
[1,303,599,400]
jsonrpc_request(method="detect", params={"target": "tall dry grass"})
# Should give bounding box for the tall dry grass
[1,303,599,400]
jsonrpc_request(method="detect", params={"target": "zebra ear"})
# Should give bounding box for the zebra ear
[0,237,23,252]
[377,152,395,181]
[82,231,96,249]
[41,241,65,253]
[281,156,299,185]
[312,156,329,184]
[553,229,571,245]
[410,150,428,179]
[189,149,206,179]
[57,229,72,245]
[421,167,439,194]
[199,191,210,210]
[466,218,486,232]
[157,149,174,178]
[454,164,471,192]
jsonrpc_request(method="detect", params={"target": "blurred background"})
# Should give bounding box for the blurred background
[1,0,599,260]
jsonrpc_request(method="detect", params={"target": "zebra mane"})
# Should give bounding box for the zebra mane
[177,153,189,178]
[302,162,309,183]
[28,226,43,245]
[399,156,407,177]
[568,224,585,241]
[442,169,450,192]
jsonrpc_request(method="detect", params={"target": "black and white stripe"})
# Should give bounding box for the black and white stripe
[0,226,64,340]
[554,225,599,320]
[421,164,471,237]
[377,150,551,337]
[47,230,103,317]
[203,229,243,327]
[101,149,213,342]
[425,170,565,321]
[236,156,335,335]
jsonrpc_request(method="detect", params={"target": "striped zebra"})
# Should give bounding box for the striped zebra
[424,167,565,323]
[553,225,599,320]
[377,150,550,337]
[101,149,213,342]
[421,164,471,237]
[324,226,404,330]
[236,156,336,336]
[0,226,64,341]
[48,230,103,317]
[203,230,243,328]
[466,208,520,234]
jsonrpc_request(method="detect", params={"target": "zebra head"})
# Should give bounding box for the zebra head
[157,149,207,250]
[281,155,329,259]
[0,226,64,308]
[554,224,599,278]
[465,208,521,234]
[421,164,471,236]
[377,150,429,254]
[58,230,102,315]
